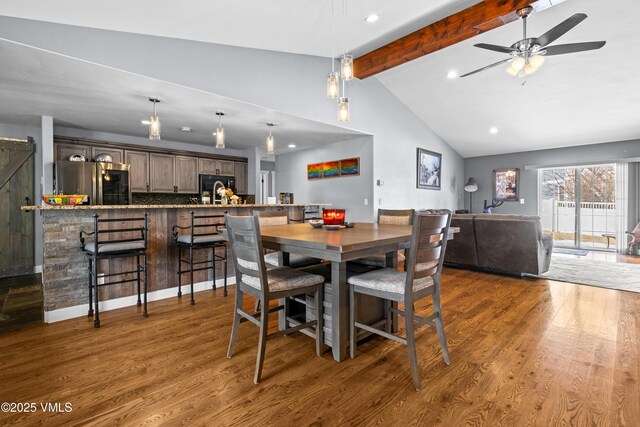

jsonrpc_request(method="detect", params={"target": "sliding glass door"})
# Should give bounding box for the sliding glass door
[540,165,616,251]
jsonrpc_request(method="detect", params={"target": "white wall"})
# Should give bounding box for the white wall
[0,16,465,214]
[276,136,374,221]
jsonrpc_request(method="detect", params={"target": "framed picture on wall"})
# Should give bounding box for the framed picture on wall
[340,157,360,176]
[416,148,441,190]
[323,161,340,178]
[493,168,520,201]
[307,163,323,180]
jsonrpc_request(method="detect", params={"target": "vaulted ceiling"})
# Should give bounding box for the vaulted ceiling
[1,0,638,157]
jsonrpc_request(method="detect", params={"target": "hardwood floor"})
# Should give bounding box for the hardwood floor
[0,267,638,426]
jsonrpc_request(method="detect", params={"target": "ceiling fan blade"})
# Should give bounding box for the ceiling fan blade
[460,58,512,78]
[537,13,587,47]
[474,43,518,54]
[544,41,606,56]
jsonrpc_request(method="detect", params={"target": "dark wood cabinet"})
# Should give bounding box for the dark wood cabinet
[199,158,235,176]
[149,153,175,193]
[91,147,123,163]
[56,143,90,161]
[175,156,198,193]
[125,150,149,192]
[235,162,248,194]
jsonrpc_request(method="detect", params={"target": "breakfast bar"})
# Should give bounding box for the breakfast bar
[21,203,323,322]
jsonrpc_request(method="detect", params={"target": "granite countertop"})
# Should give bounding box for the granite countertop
[21,203,327,211]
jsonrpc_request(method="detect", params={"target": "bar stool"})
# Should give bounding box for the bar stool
[173,211,228,305]
[80,213,148,328]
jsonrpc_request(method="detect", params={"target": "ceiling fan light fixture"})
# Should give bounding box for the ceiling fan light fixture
[529,54,545,68]
[524,62,538,75]
[512,57,526,71]
[506,66,519,77]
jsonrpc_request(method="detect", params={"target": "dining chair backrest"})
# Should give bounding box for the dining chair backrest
[378,208,415,225]
[254,210,289,226]
[225,215,270,297]
[404,210,451,296]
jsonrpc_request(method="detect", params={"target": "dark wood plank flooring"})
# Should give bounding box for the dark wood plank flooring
[0,273,42,333]
[0,267,638,426]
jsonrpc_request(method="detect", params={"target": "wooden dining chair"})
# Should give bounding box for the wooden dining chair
[351,208,415,268]
[254,210,322,268]
[225,214,325,384]
[347,210,452,390]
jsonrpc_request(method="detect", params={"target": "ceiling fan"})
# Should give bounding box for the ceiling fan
[460,6,606,78]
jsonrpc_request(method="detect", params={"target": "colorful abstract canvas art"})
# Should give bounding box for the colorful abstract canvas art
[340,158,359,176]
[323,161,340,178]
[307,163,323,179]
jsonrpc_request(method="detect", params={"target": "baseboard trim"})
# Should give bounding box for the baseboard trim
[43,276,236,323]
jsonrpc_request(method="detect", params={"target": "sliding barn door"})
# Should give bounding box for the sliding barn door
[0,138,35,278]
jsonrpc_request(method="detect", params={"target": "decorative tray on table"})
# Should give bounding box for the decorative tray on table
[323,225,346,230]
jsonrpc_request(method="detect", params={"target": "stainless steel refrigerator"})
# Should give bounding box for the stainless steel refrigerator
[55,161,131,205]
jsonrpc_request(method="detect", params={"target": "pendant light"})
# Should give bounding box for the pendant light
[340,54,353,81]
[215,111,225,149]
[148,97,161,140]
[338,97,350,122]
[266,122,275,155]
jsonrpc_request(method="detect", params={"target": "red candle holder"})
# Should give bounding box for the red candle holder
[323,208,345,225]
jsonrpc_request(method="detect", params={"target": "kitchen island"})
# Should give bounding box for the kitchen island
[21,203,325,322]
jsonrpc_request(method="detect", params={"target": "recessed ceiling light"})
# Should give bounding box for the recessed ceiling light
[140,120,150,125]
[288,144,296,148]
[490,126,499,134]
[365,14,379,23]
[447,70,458,79]
[180,127,192,132]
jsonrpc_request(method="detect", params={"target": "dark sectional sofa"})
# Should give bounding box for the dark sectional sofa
[445,214,553,276]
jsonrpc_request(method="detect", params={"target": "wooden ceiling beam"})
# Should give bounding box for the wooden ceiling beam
[354,0,564,79]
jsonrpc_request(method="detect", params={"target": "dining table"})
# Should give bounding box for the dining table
[258,222,459,362]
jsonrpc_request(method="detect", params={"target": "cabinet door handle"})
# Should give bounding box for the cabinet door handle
[174,185,178,193]
[146,183,149,192]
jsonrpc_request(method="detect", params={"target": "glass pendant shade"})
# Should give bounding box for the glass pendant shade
[215,126,225,149]
[149,115,161,140]
[326,72,339,99]
[506,66,519,76]
[266,134,275,155]
[338,97,350,122]
[340,55,353,81]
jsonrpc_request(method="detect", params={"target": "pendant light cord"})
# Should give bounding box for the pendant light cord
[331,0,335,72]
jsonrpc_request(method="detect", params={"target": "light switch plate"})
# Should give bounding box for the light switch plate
[520,198,525,204]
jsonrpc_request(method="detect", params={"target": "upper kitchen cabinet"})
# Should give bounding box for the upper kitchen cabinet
[125,150,149,192]
[199,158,235,176]
[174,156,199,193]
[149,153,175,193]
[55,143,90,161]
[234,162,248,194]
[91,147,123,163]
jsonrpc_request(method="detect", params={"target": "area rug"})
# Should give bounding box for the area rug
[538,256,640,293]
[553,248,589,256]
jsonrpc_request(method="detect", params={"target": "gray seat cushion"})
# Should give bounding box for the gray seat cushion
[242,266,324,292]
[347,268,434,295]
[176,234,226,245]
[84,241,145,254]
[264,252,322,268]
